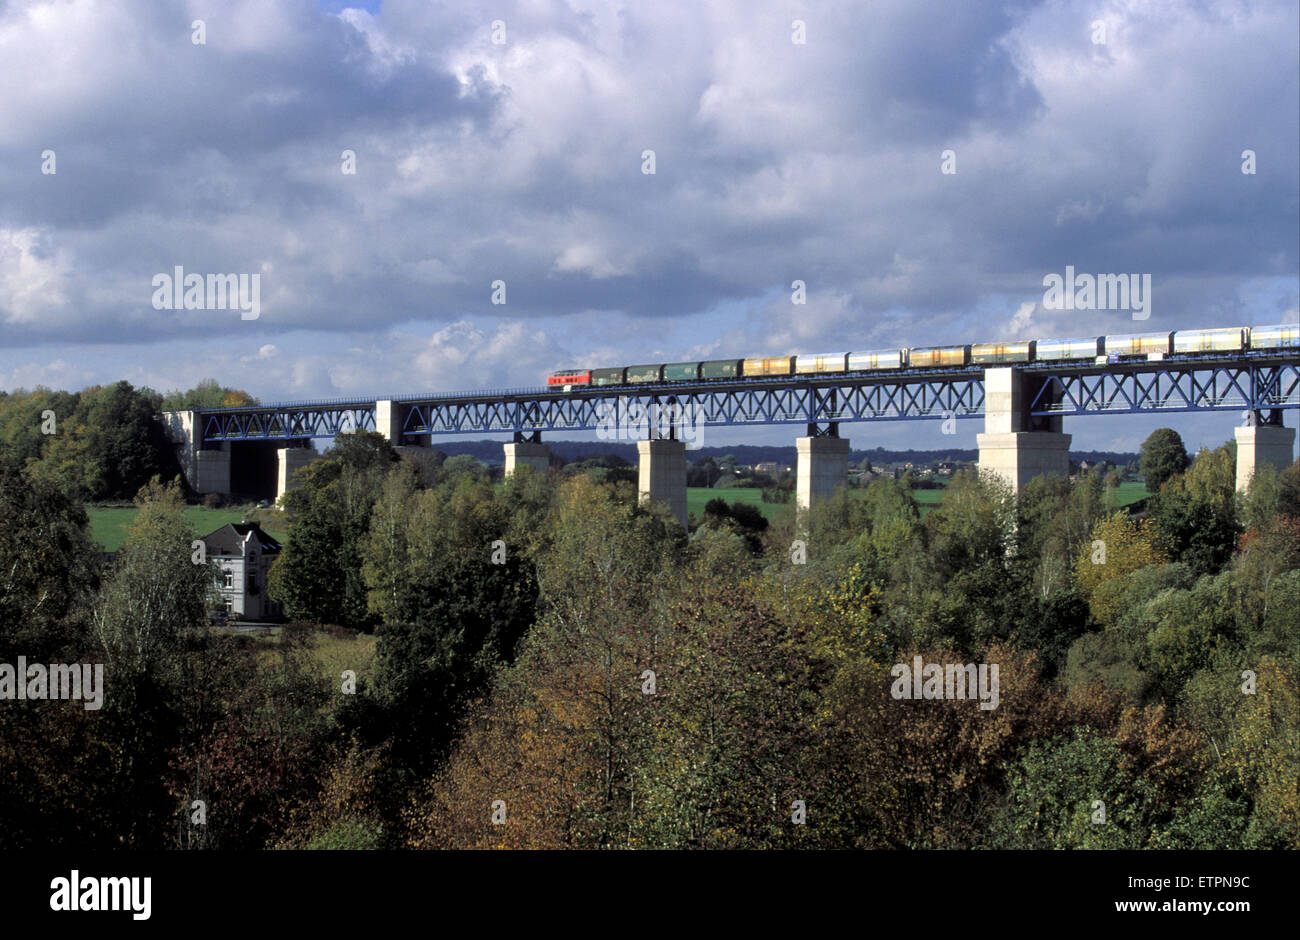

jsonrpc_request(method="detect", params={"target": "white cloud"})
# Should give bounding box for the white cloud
[0,228,70,324]
[0,0,1291,456]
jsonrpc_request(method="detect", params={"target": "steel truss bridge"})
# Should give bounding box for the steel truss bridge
[195,352,1300,443]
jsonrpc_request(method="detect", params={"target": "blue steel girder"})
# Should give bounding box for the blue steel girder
[202,406,374,441]
[1029,363,1300,416]
[194,357,1298,443]
[197,373,990,441]
[395,375,986,436]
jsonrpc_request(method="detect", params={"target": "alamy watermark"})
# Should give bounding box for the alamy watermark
[595,399,705,448]
[1042,266,1151,320]
[152,266,260,320]
[0,657,104,710]
[890,655,999,710]
[50,870,150,920]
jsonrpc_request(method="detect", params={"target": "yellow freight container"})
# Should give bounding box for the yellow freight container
[1248,325,1300,350]
[1103,332,1171,357]
[743,356,795,377]
[907,346,969,368]
[1173,328,1245,353]
[971,341,1033,364]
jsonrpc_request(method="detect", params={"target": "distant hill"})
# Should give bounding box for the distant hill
[426,439,1138,468]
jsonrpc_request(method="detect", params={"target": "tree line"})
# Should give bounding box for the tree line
[0,423,1296,848]
[0,379,256,502]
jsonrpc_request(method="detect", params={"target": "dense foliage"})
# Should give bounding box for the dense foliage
[1,426,1296,849]
[0,379,255,501]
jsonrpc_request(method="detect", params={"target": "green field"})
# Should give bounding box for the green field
[87,478,1147,549]
[88,505,289,552]
[910,486,946,516]
[687,483,944,521]
[686,477,1148,524]
[687,486,775,520]
[1107,480,1150,507]
[687,484,944,522]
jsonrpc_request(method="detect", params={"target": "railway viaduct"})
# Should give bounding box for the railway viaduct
[161,351,1298,527]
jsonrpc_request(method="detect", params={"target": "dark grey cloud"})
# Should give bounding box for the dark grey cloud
[0,0,1293,460]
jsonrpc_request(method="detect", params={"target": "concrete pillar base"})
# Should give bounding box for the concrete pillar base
[163,409,231,495]
[976,431,1072,491]
[637,439,687,528]
[1235,424,1296,492]
[194,445,231,495]
[276,447,318,504]
[504,442,551,477]
[796,436,850,513]
[375,399,402,444]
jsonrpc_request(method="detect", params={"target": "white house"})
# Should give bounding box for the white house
[199,521,284,620]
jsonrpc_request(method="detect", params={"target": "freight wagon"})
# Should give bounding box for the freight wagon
[794,353,848,374]
[1103,332,1172,359]
[624,364,663,384]
[847,350,906,371]
[663,362,700,381]
[971,341,1034,365]
[743,356,795,377]
[1035,337,1102,362]
[700,358,744,379]
[546,323,1287,390]
[1173,328,1246,354]
[907,345,970,368]
[1249,324,1300,350]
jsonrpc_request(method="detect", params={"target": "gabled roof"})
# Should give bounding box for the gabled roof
[199,521,282,556]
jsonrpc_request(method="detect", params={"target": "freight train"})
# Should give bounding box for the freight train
[547,324,1299,390]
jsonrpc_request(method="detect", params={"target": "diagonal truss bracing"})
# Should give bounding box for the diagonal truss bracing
[398,375,986,438]
[193,355,1298,442]
[1029,363,1299,416]
[202,406,375,441]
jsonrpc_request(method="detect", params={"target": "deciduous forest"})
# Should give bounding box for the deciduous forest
[1,422,1297,849]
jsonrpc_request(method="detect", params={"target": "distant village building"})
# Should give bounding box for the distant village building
[754,461,782,476]
[198,521,283,620]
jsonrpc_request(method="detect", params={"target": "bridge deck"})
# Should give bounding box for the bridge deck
[184,352,1298,442]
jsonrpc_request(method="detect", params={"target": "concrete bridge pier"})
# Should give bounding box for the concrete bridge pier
[193,444,231,494]
[162,409,231,495]
[276,446,319,504]
[1235,416,1296,492]
[376,398,436,459]
[375,399,404,444]
[796,432,850,514]
[638,439,687,528]
[976,368,1071,491]
[504,432,550,477]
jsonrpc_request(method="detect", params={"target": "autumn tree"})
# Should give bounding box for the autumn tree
[92,477,213,846]
[1074,511,1166,625]
[359,471,538,786]
[268,430,398,628]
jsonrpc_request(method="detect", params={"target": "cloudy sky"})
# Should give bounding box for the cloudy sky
[1,0,1296,454]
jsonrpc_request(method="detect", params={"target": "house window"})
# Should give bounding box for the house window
[223,572,233,589]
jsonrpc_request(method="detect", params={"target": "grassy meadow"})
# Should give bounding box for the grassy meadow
[88,504,290,552]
